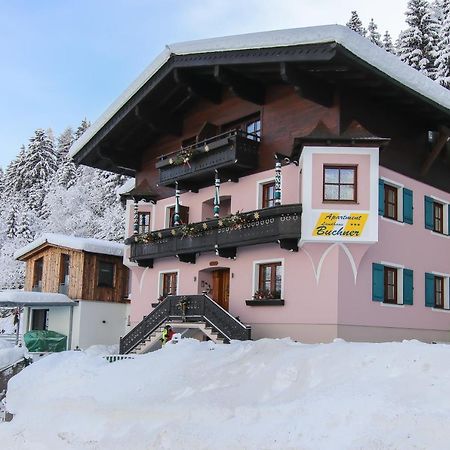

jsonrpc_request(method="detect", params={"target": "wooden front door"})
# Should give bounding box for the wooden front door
[211,269,230,310]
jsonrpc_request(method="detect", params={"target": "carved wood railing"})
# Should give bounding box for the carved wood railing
[128,203,302,266]
[119,294,251,354]
[155,129,260,188]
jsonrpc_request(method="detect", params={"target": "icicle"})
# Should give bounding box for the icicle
[214,170,220,218]
[274,155,282,206]
[174,181,181,226]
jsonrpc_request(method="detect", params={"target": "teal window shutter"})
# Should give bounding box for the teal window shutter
[448,205,450,235]
[378,179,384,216]
[372,263,384,302]
[424,196,434,230]
[403,269,414,305]
[425,273,435,307]
[403,188,413,224]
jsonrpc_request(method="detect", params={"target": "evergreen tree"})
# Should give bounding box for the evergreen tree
[435,0,450,87]
[383,31,395,53]
[346,11,367,36]
[55,127,79,188]
[74,119,90,140]
[368,19,382,47]
[397,0,440,77]
[6,204,19,239]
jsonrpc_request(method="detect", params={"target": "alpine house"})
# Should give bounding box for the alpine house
[70,25,450,353]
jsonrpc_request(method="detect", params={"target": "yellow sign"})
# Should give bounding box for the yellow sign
[313,212,369,238]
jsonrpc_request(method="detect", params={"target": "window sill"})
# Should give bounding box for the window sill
[245,299,285,306]
[430,231,450,239]
[380,216,405,226]
[380,302,405,308]
[431,307,450,313]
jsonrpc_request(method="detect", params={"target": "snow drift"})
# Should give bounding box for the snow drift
[1,338,450,449]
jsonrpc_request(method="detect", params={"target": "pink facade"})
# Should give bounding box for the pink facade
[125,157,450,343]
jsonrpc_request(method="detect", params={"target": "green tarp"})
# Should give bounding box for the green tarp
[23,330,67,352]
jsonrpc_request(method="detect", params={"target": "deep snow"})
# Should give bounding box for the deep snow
[0,340,24,371]
[1,338,450,449]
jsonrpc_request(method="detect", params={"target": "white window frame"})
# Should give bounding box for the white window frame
[431,271,450,311]
[165,203,176,228]
[380,261,404,305]
[158,269,180,298]
[380,177,404,223]
[256,177,276,209]
[252,258,285,299]
[429,195,449,237]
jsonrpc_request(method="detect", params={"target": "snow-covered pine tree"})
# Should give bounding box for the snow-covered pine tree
[435,0,450,87]
[397,0,440,78]
[55,127,80,188]
[3,145,26,196]
[18,129,58,210]
[6,203,19,239]
[75,119,90,140]
[17,211,34,243]
[367,19,382,47]
[346,11,367,36]
[383,31,395,53]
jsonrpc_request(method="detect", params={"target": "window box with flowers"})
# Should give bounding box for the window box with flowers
[246,262,285,306]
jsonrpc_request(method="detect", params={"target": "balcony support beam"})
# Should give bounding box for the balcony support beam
[178,253,197,264]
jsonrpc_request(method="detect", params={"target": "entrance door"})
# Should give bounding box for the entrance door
[211,269,230,311]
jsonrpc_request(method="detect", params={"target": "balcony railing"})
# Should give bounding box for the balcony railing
[127,203,301,266]
[155,130,260,189]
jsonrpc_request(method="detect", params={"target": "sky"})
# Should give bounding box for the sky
[0,0,410,169]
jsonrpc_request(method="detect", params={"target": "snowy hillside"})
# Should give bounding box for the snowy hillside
[1,339,450,449]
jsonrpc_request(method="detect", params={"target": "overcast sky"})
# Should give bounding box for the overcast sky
[0,0,409,169]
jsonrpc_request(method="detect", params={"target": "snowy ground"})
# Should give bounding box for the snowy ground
[0,340,24,371]
[1,338,450,449]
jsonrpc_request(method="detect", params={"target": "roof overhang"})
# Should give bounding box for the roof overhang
[0,291,77,307]
[69,25,450,175]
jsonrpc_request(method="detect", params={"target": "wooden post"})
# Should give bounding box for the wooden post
[133,198,139,235]
[274,155,282,206]
[214,170,220,218]
[174,181,181,226]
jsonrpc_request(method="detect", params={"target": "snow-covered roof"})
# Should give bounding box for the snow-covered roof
[116,178,135,195]
[14,233,124,260]
[69,24,450,161]
[0,291,76,307]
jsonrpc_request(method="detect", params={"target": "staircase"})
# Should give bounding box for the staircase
[120,294,251,355]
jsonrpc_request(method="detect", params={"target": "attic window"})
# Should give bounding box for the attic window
[323,165,357,202]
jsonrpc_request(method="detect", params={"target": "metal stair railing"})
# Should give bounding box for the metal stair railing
[120,294,251,354]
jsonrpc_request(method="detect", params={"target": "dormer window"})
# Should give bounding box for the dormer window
[323,165,357,202]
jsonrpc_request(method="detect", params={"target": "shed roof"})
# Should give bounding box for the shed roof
[0,291,76,307]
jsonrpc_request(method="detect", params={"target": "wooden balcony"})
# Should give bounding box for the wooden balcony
[127,204,302,267]
[155,130,260,189]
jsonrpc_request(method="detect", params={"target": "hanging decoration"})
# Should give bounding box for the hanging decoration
[133,197,139,235]
[214,170,220,218]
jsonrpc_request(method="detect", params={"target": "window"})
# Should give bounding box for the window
[379,180,413,224]
[435,276,445,308]
[261,181,276,208]
[433,202,444,234]
[323,165,357,202]
[31,309,48,331]
[138,212,151,234]
[384,267,398,304]
[161,272,178,297]
[98,261,115,288]
[372,263,413,305]
[257,262,282,299]
[384,184,398,220]
[222,114,261,140]
[59,254,70,293]
[167,205,189,227]
[33,257,44,291]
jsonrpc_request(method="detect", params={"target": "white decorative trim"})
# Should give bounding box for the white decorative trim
[431,308,450,313]
[252,258,285,299]
[165,203,176,228]
[379,176,404,189]
[431,231,450,239]
[139,267,150,295]
[339,243,358,284]
[380,303,405,308]
[380,261,404,269]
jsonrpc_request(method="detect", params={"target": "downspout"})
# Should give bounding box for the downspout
[68,304,74,350]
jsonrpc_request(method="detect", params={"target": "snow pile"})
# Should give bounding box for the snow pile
[1,339,450,449]
[0,341,24,370]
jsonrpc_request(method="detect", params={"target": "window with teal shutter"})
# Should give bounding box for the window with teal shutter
[403,189,413,224]
[403,268,414,305]
[372,263,384,301]
[424,196,434,230]
[425,273,435,307]
[378,179,384,216]
[448,205,450,235]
